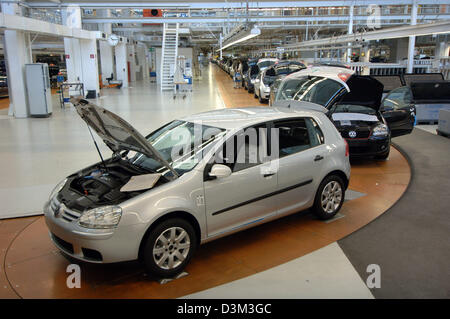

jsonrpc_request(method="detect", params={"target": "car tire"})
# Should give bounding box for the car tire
[258,90,265,103]
[312,175,345,220]
[143,218,197,278]
[375,147,390,160]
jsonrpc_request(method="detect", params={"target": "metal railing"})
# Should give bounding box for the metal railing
[21,7,63,25]
[348,62,433,75]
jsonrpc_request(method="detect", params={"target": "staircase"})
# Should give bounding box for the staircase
[160,23,179,91]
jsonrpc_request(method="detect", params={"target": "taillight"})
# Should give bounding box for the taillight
[344,139,349,157]
[337,72,351,82]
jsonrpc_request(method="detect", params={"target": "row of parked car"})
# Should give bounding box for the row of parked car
[214,56,424,160]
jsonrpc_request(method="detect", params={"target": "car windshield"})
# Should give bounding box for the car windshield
[334,104,377,115]
[123,121,226,177]
[276,76,345,107]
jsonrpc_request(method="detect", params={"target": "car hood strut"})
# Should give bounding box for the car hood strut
[71,97,179,179]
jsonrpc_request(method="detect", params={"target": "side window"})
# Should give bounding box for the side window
[213,125,268,172]
[382,86,412,110]
[274,119,311,157]
[305,118,325,147]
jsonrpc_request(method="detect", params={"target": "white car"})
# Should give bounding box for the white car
[44,98,350,277]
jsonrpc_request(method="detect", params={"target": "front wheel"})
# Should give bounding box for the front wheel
[143,218,197,278]
[312,175,345,220]
[375,147,390,160]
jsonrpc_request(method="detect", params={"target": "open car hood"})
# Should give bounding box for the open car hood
[71,97,179,178]
[340,75,384,111]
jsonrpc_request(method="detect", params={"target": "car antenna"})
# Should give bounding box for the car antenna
[86,124,108,172]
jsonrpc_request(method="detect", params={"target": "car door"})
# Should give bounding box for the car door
[204,124,279,238]
[381,86,416,137]
[271,117,328,217]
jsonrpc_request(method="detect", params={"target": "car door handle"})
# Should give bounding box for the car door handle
[263,173,276,177]
[314,155,324,162]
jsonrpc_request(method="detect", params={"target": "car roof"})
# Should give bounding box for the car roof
[285,65,355,91]
[180,107,324,130]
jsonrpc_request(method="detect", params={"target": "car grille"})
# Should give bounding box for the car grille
[340,129,371,139]
[50,197,82,222]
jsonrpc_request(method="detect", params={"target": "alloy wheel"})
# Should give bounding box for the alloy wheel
[321,181,343,214]
[153,227,191,270]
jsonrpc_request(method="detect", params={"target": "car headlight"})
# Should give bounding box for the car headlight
[49,178,67,200]
[372,124,389,137]
[78,206,122,229]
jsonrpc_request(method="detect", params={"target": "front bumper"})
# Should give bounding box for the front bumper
[44,201,146,263]
[345,137,390,157]
[261,89,270,99]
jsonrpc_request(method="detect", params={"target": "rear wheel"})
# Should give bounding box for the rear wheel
[143,218,197,278]
[312,175,345,220]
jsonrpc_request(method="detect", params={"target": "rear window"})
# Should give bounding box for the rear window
[258,60,276,69]
[276,76,345,107]
[334,104,377,115]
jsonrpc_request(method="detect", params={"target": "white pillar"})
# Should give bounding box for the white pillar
[115,42,128,88]
[347,5,354,63]
[63,6,83,84]
[136,43,148,81]
[62,5,99,96]
[3,31,32,118]
[80,39,100,95]
[407,1,418,73]
[64,38,83,83]
[1,3,32,118]
[127,44,137,82]
[99,40,114,84]
[361,46,371,75]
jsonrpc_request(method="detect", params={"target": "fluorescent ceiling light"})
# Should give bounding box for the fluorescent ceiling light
[220,26,261,51]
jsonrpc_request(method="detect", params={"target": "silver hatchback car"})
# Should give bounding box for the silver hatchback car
[44,98,350,277]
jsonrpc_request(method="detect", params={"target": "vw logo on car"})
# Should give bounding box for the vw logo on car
[348,131,357,138]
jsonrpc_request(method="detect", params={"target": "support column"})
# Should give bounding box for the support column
[136,43,148,81]
[3,31,32,118]
[361,46,371,75]
[64,38,83,83]
[407,1,418,73]
[127,43,137,82]
[99,40,115,85]
[80,39,100,94]
[1,3,32,118]
[347,5,354,63]
[115,42,128,88]
[62,5,99,96]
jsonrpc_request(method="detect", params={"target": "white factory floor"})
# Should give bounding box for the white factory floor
[0,66,224,219]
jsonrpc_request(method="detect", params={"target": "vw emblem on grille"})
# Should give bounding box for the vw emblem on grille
[348,131,357,138]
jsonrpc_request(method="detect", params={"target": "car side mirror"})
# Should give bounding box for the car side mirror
[209,164,232,179]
